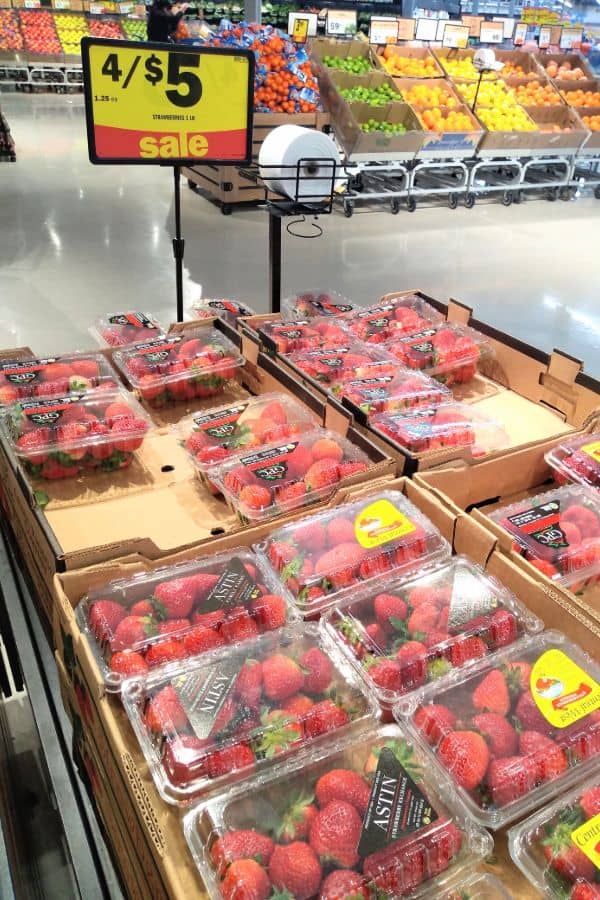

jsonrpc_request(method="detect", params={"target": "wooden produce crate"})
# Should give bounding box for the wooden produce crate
[525,104,588,154]
[376,45,444,79]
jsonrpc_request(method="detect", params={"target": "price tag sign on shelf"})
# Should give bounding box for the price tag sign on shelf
[119,2,133,12]
[369,17,398,45]
[89,3,105,13]
[493,16,515,39]
[54,0,71,9]
[288,11,317,41]
[538,24,552,48]
[442,23,469,49]
[23,0,41,8]
[326,9,357,37]
[513,22,528,45]
[397,18,416,41]
[415,17,438,41]
[461,14,483,37]
[81,38,254,165]
[480,21,504,43]
[560,26,583,50]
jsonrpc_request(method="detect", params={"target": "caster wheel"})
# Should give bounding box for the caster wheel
[560,187,573,201]
[187,179,196,191]
[406,197,416,212]
[464,193,475,209]
[448,193,458,210]
[343,200,354,218]
[501,191,512,207]
[221,204,233,216]
[594,186,600,200]
[513,190,523,204]
[546,188,558,202]
[391,198,400,215]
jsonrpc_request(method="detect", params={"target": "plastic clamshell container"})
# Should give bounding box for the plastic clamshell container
[340,370,451,419]
[439,872,513,899]
[75,547,300,693]
[91,311,164,347]
[488,484,600,590]
[508,771,600,899]
[183,724,493,900]
[0,352,119,405]
[209,427,372,524]
[258,319,350,355]
[287,343,398,392]
[371,401,509,458]
[121,623,379,806]
[177,392,317,483]
[1,388,153,480]
[545,431,600,489]
[383,321,493,386]
[190,299,256,326]
[257,489,450,618]
[281,289,355,321]
[342,295,444,344]
[112,328,245,408]
[397,631,600,830]
[323,556,543,709]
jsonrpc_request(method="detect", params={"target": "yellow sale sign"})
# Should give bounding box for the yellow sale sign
[81,38,254,165]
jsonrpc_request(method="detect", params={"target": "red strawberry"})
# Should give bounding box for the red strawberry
[311,437,344,463]
[157,618,190,637]
[542,823,597,883]
[211,830,274,874]
[257,710,303,757]
[309,800,361,868]
[338,462,368,478]
[262,655,304,701]
[488,609,518,648]
[88,599,126,643]
[300,647,333,694]
[222,859,271,900]
[326,517,355,545]
[407,601,439,637]
[365,622,386,649]
[235,660,263,708]
[304,459,340,491]
[190,572,220,602]
[277,793,318,843]
[374,593,408,631]
[182,625,225,657]
[396,641,428,690]
[110,650,149,679]
[204,744,255,779]
[251,594,287,631]
[319,869,368,900]
[239,485,272,510]
[514,690,554,735]
[16,429,50,465]
[518,731,568,782]
[259,400,287,425]
[450,635,488,667]
[292,521,327,551]
[580,786,600,819]
[221,609,260,644]
[472,669,510,716]
[286,444,314,478]
[363,837,424,895]
[315,769,371,816]
[130,600,154,617]
[191,609,224,630]
[407,586,435,609]
[365,657,402,692]
[571,882,600,900]
[268,541,298,569]
[269,842,322,900]
[561,711,600,763]
[111,615,156,652]
[145,685,188,733]
[487,755,538,807]
[438,731,489,790]
[414,704,457,746]
[276,482,307,507]
[283,694,314,717]
[197,446,231,465]
[110,418,146,453]
[41,458,80,479]
[145,639,187,668]
[473,712,518,758]
[70,359,99,379]
[314,543,365,588]
[153,577,196,619]
[304,700,350,738]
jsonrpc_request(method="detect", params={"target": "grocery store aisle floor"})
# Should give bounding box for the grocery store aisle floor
[1,91,600,375]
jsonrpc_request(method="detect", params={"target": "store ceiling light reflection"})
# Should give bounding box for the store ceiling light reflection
[543,295,600,337]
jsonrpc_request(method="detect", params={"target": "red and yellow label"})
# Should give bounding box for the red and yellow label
[571,813,600,869]
[582,441,600,464]
[82,39,253,164]
[355,499,416,549]
[530,649,600,729]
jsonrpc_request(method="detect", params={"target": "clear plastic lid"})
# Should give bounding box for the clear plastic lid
[91,311,164,348]
[257,489,450,617]
[508,771,600,899]
[0,352,119,406]
[340,370,451,419]
[183,724,493,900]
[488,484,600,589]
[112,328,245,408]
[258,319,350,355]
[383,322,494,386]
[209,428,371,524]
[121,623,379,805]
[190,299,256,326]
[1,388,153,480]
[342,295,444,345]
[545,432,600,490]
[281,289,355,322]
[398,631,600,829]
[287,344,398,392]
[323,556,543,708]
[440,872,513,899]
[177,392,317,475]
[371,401,509,458]
[75,547,300,692]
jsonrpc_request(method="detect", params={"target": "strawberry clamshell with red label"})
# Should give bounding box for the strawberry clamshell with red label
[281,289,355,321]
[323,556,542,710]
[183,724,493,900]
[191,299,256,327]
[489,484,600,590]
[0,351,119,406]
[384,321,493,386]
[340,369,451,420]
[508,771,600,899]
[258,490,450,617]
[91,311,165,348]
[112,328,245,408]
[287,343,398,393]
[258,319,350,355]
[546,432,600,490]
[121,623,378,805]
[399,631,600,829]
[209,427,371,523]
[342,295,444,345]
[76,548,300,692]
[1,388,153,480]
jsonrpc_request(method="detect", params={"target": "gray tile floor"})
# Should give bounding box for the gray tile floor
[1,92,600,376]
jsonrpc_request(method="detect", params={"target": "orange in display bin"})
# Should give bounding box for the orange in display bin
[342,293,443,344]
[183,724,494,900]
[546,432,600,488]
[400,631,600,829]
[340,368,451,419]
[112,327,245,408]
[383,321,494,386]
[121,623,378,805]
[0,351,118,406]
[257,489,450,617]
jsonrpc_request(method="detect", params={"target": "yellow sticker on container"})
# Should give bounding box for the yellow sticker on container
[581,441,600,463]
[571,813,600,869]
[354,499,416,549]
[530,649,600,729]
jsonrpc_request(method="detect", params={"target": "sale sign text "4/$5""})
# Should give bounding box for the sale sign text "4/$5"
[81,38,254,165]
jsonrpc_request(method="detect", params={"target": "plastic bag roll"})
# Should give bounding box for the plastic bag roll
[258,125,341,202]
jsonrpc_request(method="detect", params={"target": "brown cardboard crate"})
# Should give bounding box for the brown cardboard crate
[537,51,597,82]
[496,48,546,80]
[391,79,484,157]
[577,107,600,153]
[524,104,588,153]
[310,36,379,68]
[559,79,600,103]
[336,99,423,161]
[375,45,444,78]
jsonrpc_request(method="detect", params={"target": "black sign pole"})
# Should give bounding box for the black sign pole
[269,211,282,314]
[172,165,185,322]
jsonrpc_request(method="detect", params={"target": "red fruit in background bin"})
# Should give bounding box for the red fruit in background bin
[326,517,355,545]
[182,625,225,656]
[222,859,271,900]
[304,459,340,491]
[157,618,190,637]
[262,654,304,701]
[41,458,81,479]
[472,713,517,758]
[319,869,369,900]
[450,635,488,668]
[438,731,489,790]
[251,594,287,631]
[581,786,600,819]
[487,755,538,807]
[221,610,260,644]
[269,842,322,900]
[286,443,314,478]
[304,700,350,738]
[205,743,256,779]
[309,799,361,868]
[88,599,126,643]
[111,615,156,652]
[315,768,371,816]
[518,731,568,782]
[366,657,402,692]
[110,650,149,679]
[145,685,188,733]
[145,638,187,668]
[396,641,428,689]
[514,690,554,735]
[314,543,365,587]
[268,541,296,568]
[211,829,275,874]
[110,418,146,453]
[311,437,344,463]
[234,661,263,709]
[153,577,196,619]
[300,647,333,694]
[472,669,510,716]
[15,430,50,466]
[415,704,457,746]
[239,485,272,510]
[373,592,408,630]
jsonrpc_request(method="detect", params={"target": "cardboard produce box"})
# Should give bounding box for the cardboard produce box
[558,78,600,102]
[316,64,400,124]
[394,76,483,157]
[495,48,546,80]
[310,36,379,69]
[525,104,588,153]
[375,45,445,79]
[537,51,597,83]
[577,107,600,154]
[341,100,423,160]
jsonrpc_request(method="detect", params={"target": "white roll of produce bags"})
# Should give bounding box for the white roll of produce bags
[258,125,341,202]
